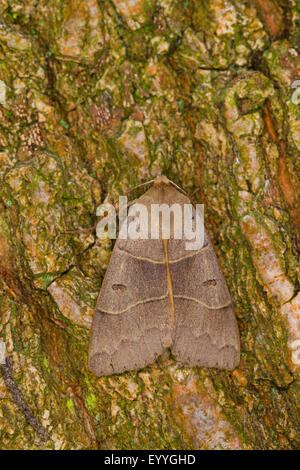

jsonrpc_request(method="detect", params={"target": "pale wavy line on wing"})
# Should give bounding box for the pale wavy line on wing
[173,295,232,310]
[116,244,210,264]
[97,293,169,314]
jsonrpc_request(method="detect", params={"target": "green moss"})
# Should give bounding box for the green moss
[59,119,69,130]
[67,398,75,414]
[85,393,97,410]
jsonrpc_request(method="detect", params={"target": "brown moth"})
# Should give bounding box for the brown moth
[89,176,240,376]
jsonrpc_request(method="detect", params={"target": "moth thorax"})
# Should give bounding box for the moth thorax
[153,175,170,185]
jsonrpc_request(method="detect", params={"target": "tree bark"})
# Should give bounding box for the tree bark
[0,0,299,450]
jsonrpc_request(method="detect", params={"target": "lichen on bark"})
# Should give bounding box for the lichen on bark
[0,0,300,450]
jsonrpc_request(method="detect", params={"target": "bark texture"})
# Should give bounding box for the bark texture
[0,0,299,450]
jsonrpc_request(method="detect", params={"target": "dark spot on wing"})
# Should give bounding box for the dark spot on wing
[112,284,127,291]
[203,279,217,287]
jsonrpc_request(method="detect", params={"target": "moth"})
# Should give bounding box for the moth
[89,176,240,376]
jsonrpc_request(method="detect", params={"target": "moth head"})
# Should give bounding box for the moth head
[153,175,170,186]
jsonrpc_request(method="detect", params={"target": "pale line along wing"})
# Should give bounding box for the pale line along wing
[88,238,173,376]
[170,231,240,370]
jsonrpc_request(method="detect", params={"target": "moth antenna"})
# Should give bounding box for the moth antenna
[124,179,155,196]
[168,180,195,205]
[125,177,196,205]
[63,220,98,234]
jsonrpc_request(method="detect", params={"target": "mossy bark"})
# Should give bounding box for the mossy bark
[0,0,299,450]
